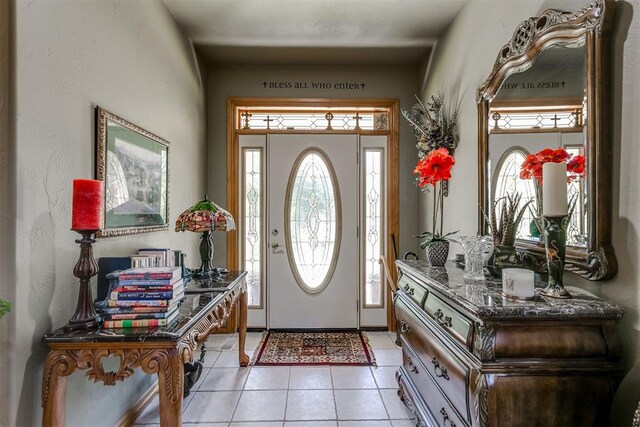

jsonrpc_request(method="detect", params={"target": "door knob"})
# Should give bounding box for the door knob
[271,242,280,250]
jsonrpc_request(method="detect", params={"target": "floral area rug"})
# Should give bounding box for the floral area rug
[252,331,376,366]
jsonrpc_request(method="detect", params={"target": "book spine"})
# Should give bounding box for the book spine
[98,306,170,314]
[110,290,176,300]
[118,273,176,280]
[118,285,174,292]
[105,312,171,320]
[118,279,178,286]
[107,300,169,307]
[103,318,168,328]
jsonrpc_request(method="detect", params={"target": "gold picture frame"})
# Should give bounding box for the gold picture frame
[95,106,169,238]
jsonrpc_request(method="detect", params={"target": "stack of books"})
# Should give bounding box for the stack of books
[100,267,185,329]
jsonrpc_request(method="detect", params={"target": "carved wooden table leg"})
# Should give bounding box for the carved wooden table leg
[238,287,250,367]
[42,350,78,427]
[140,348,184,426]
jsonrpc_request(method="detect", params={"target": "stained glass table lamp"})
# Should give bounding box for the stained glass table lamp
[175,195,235,278]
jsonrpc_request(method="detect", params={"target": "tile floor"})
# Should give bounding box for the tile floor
[134,331,414,427]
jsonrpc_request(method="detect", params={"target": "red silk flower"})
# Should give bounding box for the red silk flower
[414,148,456,187]
[520,147,585,183]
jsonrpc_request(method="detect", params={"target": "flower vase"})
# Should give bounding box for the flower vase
[426,240,449,267]
[491,244,518,278]
[540,216,571,299]
[458,236,490,281]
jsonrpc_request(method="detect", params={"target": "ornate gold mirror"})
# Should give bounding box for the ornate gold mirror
[477,0,617,280]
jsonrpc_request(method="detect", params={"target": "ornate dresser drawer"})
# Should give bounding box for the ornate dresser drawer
[423,292,472,350]
[395,296,470,422]
[397,271,428,307]
[400,337,468,427]
[394,260,624,427]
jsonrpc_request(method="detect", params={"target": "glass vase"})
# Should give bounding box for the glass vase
[458,236,490,281]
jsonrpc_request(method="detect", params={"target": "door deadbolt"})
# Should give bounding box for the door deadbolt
[272,229,279,236]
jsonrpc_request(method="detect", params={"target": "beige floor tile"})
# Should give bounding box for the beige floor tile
[214,350,252,367]
[285,422,338,427]
[231,422,283,427]
[334,389,388,420]
[286,389,337,420]
[339,421,392,427]
[331,366,377,389]
[182,391,241,423]
[233,390,288,422]
[372,366,400,388]
[202,350,222,367]
[198,367,250,391]
[244,366,291,390]
[289,366,333,389]
[390,419,416,427]
[372,348,403,367]
[379,388,411,419]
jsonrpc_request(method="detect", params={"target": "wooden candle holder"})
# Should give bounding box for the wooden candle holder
[65,230,100,330]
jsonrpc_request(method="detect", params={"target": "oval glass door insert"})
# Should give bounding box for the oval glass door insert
[285,148,342,293]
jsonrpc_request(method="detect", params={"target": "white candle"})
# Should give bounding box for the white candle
[542,162,568,216]
[502,268,535,299]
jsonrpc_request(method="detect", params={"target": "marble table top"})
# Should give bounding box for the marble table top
[43,270,247,344]
[397,261,624,322]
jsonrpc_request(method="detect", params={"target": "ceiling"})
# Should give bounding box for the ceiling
[162,0,467,65]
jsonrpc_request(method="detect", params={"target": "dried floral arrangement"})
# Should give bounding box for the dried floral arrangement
[402,93,459,159]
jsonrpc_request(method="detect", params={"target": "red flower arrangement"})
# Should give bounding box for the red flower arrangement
[414,148,456,187]
[519,148,586,183]
[413,148,458,246]
[519,147,586,237]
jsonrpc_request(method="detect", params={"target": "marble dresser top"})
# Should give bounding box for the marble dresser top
[397,261,623,322]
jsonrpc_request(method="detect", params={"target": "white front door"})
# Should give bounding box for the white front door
[268,134,358,329]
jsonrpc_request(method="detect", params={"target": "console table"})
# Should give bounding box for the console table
[394,261,624,427]
[41,270,248,427]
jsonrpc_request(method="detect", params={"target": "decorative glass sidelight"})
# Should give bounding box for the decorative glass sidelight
[364,150,383,306]
[243,149,263,307]
[285,149,341,293]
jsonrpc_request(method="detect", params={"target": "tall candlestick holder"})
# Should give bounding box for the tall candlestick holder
[65,230,100,330]
[540,216,572,299]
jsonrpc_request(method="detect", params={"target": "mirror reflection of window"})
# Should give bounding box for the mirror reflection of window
[492,147,536,240]
[565,146,588,246]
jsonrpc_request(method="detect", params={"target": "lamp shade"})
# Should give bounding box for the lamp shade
[175,195,236,233]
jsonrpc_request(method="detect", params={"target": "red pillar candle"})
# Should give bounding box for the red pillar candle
[71,179,104,230]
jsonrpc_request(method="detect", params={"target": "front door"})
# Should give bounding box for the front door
[268,134,358,329]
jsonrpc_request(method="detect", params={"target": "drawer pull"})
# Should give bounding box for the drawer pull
[431,357,450,381]
[407,357,419,374]
[400,320,411,334]
[402,283,415,296]
[433,309,453,328]
[440,407,456,427]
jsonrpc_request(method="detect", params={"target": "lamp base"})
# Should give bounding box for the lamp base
[194,230,217,278]
[192,267,221,279]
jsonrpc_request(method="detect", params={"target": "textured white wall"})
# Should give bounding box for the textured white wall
[421,0,640,424]
[8,1,206,425]
[206,64,422,263]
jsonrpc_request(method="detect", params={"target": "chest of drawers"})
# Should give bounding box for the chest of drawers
[394,261,623,427]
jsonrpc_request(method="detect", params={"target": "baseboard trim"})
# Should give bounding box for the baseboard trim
[116,381,159,427]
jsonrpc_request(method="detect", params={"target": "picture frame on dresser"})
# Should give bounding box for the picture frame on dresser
[95,106,170,237]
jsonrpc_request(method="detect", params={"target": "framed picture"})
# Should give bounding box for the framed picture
[95,107,169,237]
